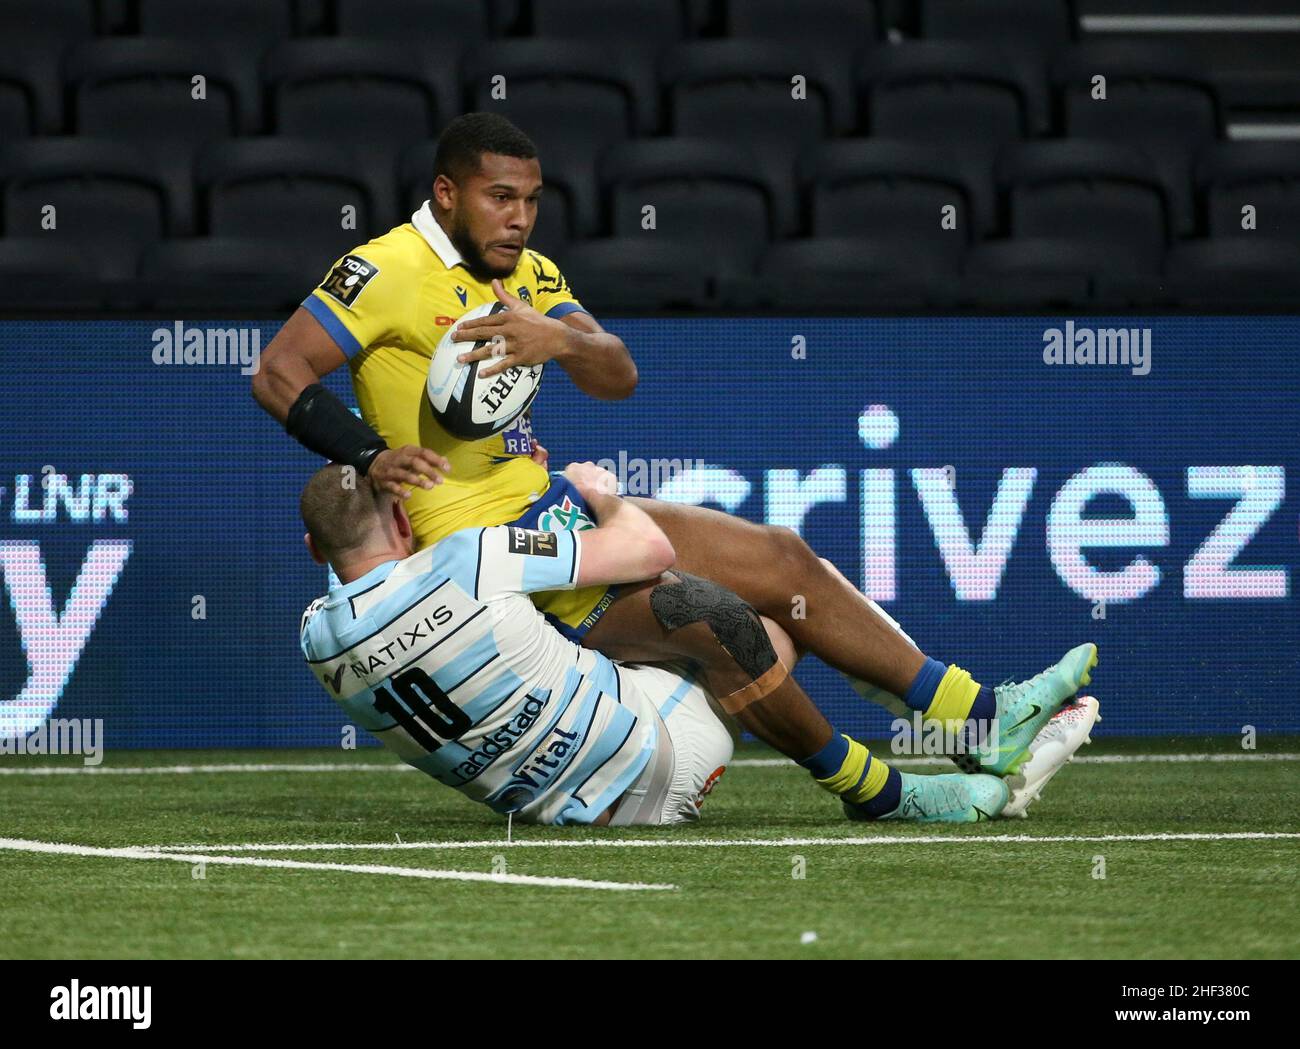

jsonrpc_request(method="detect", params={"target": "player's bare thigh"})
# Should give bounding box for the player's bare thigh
[623,497,813,614]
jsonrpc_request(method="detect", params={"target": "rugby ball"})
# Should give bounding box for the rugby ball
[426,302,544,440]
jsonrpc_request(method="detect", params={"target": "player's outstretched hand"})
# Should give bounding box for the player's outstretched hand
[451,279,572,378]
[369,445,452,500]
[530,440,549,469]
[563,460,619,502]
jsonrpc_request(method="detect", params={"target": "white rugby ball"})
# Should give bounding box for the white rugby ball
[426,302,544,441]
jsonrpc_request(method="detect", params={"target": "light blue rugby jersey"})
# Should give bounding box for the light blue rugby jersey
[300,525,658,825]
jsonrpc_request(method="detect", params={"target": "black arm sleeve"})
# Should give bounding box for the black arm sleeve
[285,384,387,476]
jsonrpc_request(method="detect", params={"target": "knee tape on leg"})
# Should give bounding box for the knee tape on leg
[648,571,789,714]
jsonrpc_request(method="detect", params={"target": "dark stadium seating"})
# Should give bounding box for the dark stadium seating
[136,237,323,311]
[600,139,775,275]
[998,140,1172,269]
[65,40,251,233]
[265,40,452,223]
[962,236,1160,308]
[724,0,882,60]
[137,0,295,55]
[859,41,1046,161]
[0,139,170,280]
[266,41,451,145]
[1162,237,1300,306]
[800,139,992,252]
[1196,140,1300,240]
[195,139,377,264]
[335,0,492,47]
[749,236,962,310]
[0,237,106,309]
[1053,40,1222,234]
[1,0,1299,313]
[559,237,712,310]
[920,0,1075,52]
[663,40,854,234]
[531,0,691,61]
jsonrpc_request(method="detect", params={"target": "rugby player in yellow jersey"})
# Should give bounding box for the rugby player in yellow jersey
[254,113,1097,814]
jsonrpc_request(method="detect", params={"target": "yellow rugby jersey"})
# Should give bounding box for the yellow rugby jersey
[301,201,588,549]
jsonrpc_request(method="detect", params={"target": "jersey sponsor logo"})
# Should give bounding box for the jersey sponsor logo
[318,254,379,310]
[499,412,534,456]
[508,527,558,557]
[506,724,584,792]
[450,693,548,784]
[309,581,479,697]
[536,495,594,532]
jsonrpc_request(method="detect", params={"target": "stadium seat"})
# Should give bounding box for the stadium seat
[998,140,1172,269]
[600,139,775,276]
[138,1,295,57]
[742,236,961,310]
[0,56,38,140]
[0,139,170,280]
[65,40,251,234]
[558,238,712,311]
[800,139,993,251]
[531,0,691,62]
[266,40,451,225]
[0,237,106,311]
[920,0,1075,53]
[0,0,95,47]
[1196,141,1300,240]
[1162,238,1300,306]
[1053,41,1222,234]
[136,237,323,312]
[335,0,490,53]
[724,0,882,62]
[463,42,653,236]
[859,41,1047,160]
[195,140,378,266]
[962,236,1160,308]
[0,1,97,135]
[663,40,854,233]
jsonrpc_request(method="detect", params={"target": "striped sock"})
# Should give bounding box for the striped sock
[798,734,902,817]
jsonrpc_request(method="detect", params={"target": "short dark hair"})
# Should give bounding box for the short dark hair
[434,112,538,183]
[300,464,383,564]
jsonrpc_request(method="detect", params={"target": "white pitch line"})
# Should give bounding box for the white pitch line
[0,838,675,892]
[143,831,1300,853]
[2,753,1295,776]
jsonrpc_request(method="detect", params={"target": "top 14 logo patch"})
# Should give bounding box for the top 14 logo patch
[319,255,379,310]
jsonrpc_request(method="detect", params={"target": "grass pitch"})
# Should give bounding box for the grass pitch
[1,737,1297,959]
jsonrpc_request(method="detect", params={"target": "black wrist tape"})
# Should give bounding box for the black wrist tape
[285,384,387,476]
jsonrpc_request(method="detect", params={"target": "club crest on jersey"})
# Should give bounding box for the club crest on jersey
[318,255,379,310]
[517,286,532,304]
[536,496,594,532]
[454,285,468,305]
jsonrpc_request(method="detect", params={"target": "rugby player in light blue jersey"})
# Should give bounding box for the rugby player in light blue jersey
[299,461,1093,826]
